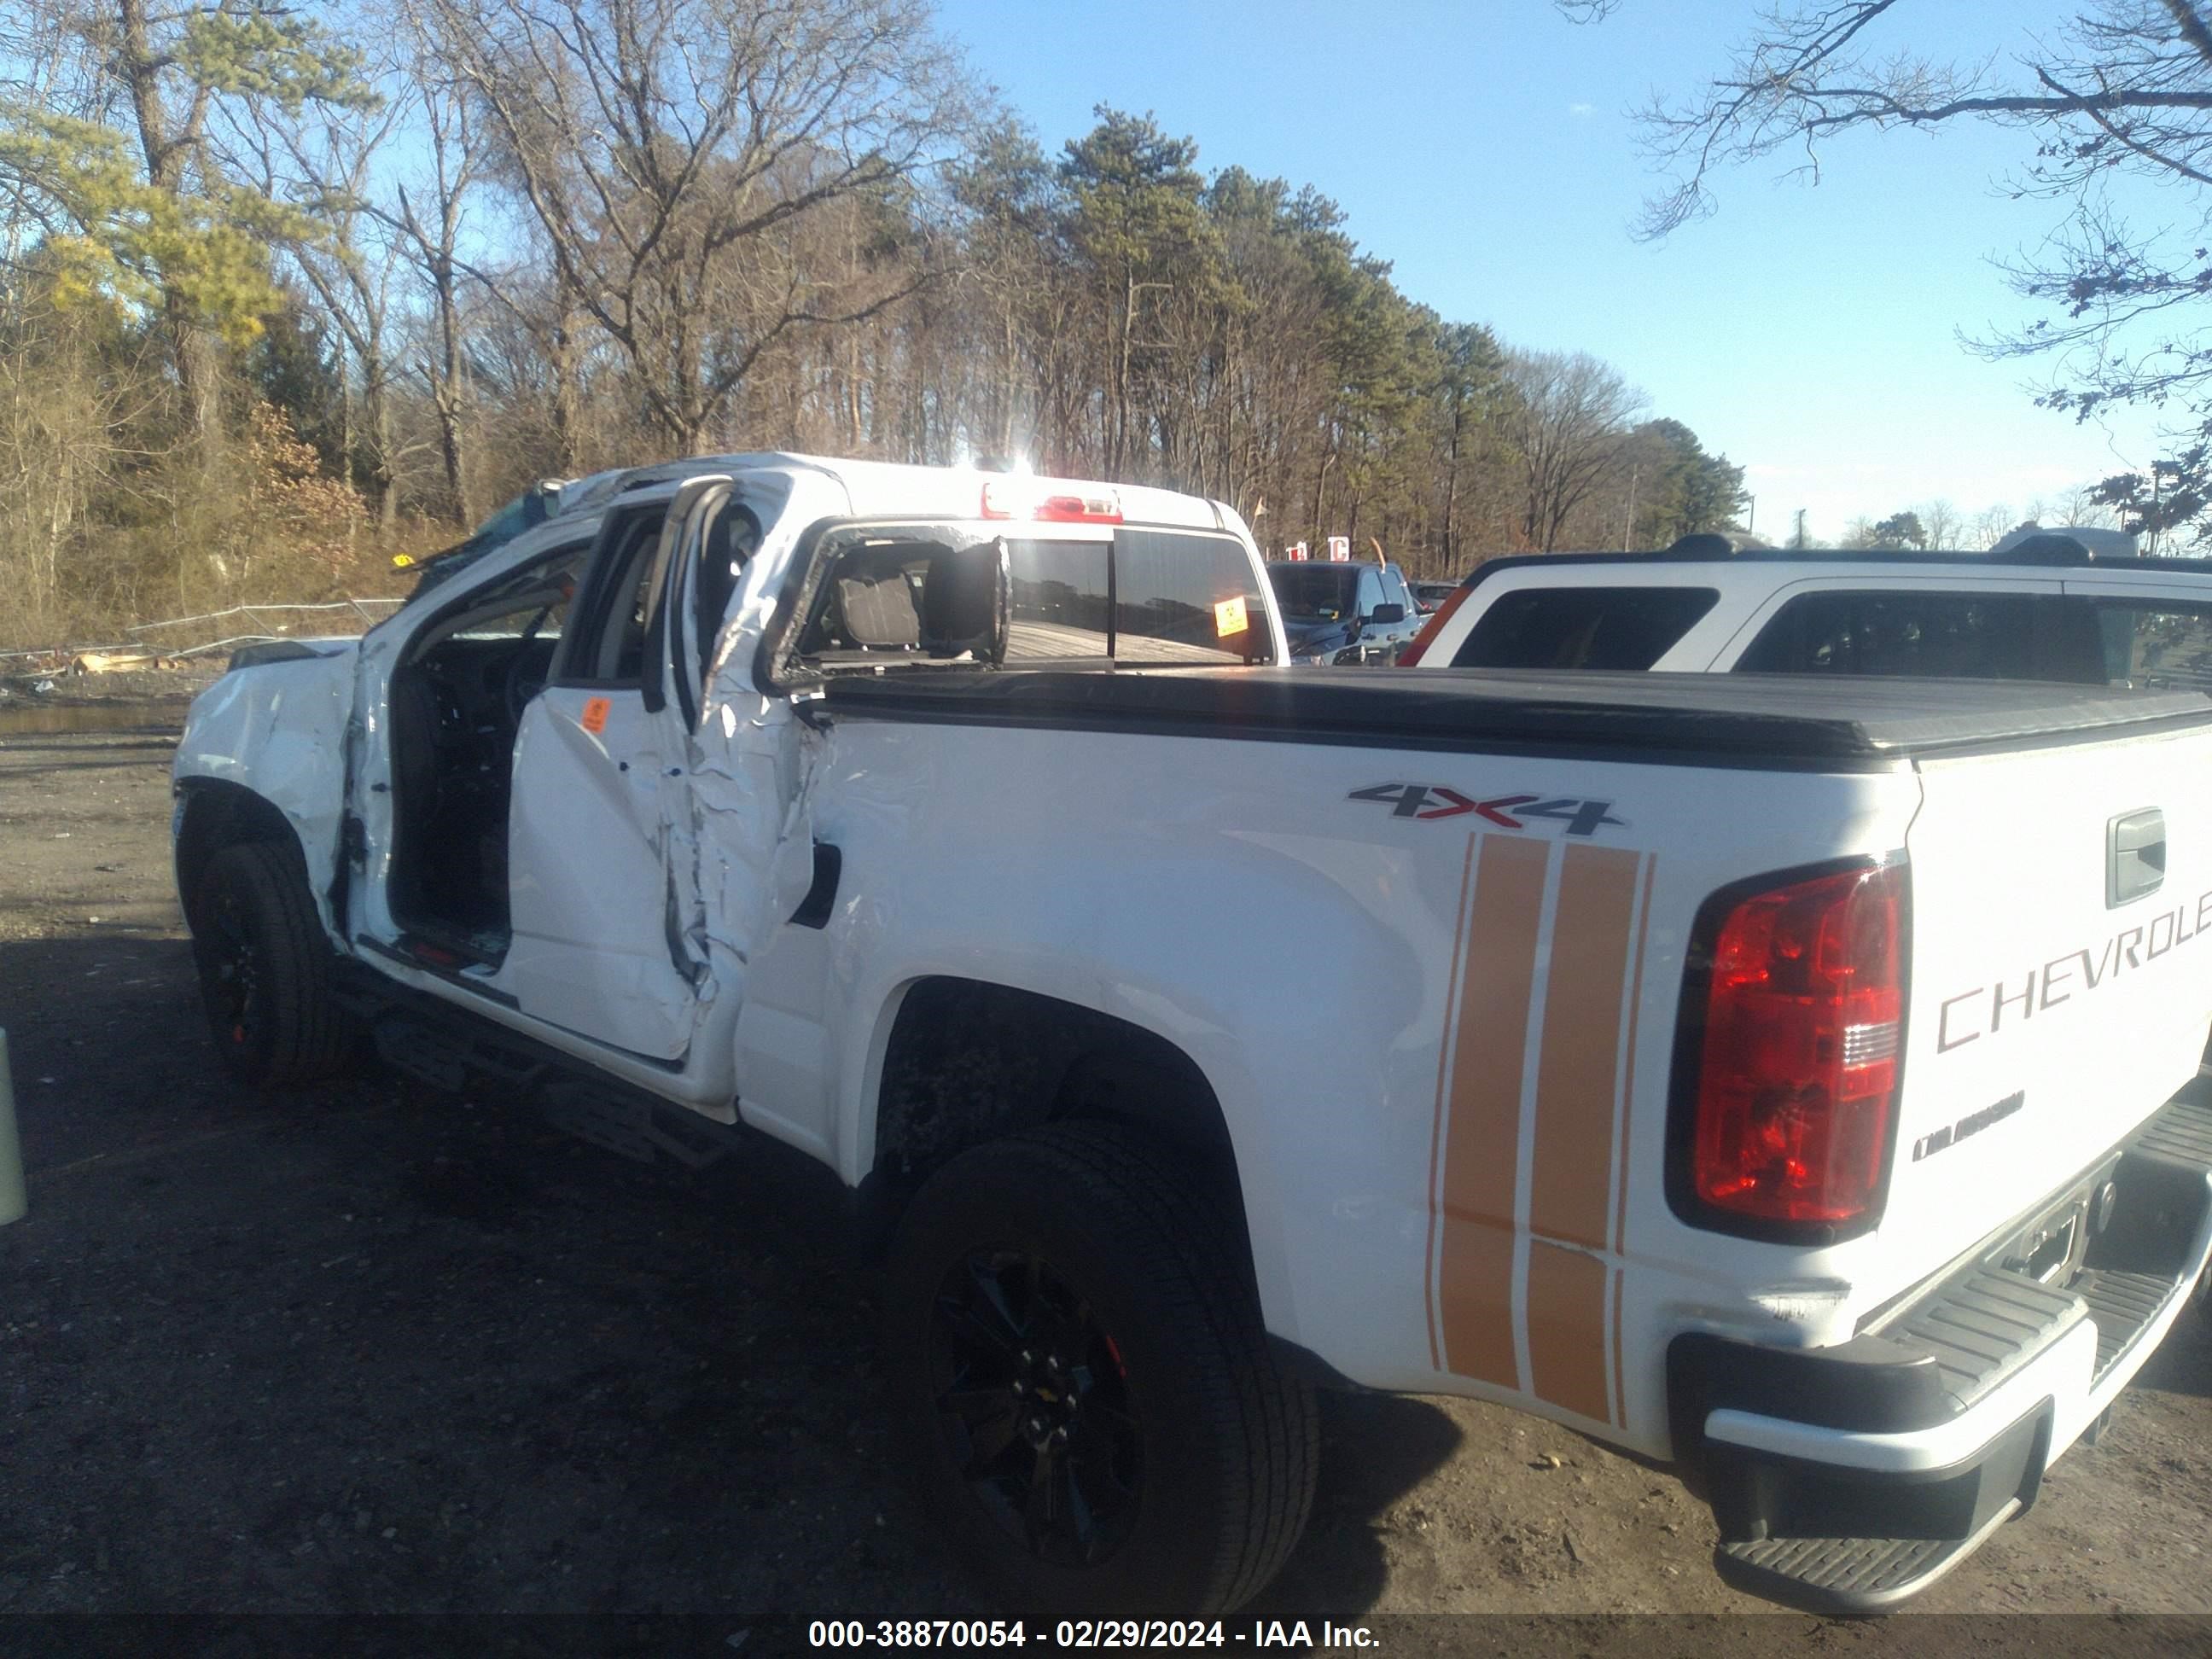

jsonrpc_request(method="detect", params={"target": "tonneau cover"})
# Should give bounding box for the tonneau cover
[818,666,2212,767]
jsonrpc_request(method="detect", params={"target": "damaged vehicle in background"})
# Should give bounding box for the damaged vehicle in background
[172,453,2212,1618]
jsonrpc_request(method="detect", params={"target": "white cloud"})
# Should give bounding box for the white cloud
[1569,102,1594,118]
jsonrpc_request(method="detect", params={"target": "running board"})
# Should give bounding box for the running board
[1714,1499,2019,1614]
[343,964,742,1173]
[539,1083,735,1170]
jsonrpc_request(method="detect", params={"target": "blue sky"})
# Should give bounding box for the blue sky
[933,0,2180,544]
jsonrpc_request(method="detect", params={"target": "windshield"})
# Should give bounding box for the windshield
[795,522,1275,669]
[1267,563,1359,621]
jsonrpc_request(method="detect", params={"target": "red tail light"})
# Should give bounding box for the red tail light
[1396,581,1473,667]
[1681,862,1906,1233]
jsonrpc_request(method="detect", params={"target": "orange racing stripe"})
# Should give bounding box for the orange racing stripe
[1434,833,1549,1385]
[1428,832,1654,1429]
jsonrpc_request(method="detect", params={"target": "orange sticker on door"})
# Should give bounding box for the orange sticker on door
[1214,596,1249,637]
[580,696,611,736]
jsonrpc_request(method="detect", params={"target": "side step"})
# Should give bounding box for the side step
[1714,1499,2020,1615]
[347,968,742,1173]
[539,1083,735,1170]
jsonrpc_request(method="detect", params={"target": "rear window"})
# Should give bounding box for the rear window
[1735,591,2043,678]
[1452,585,1720,670]
[800,525,1272,667]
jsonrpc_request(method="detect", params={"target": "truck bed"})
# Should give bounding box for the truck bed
[818,665,2212,765]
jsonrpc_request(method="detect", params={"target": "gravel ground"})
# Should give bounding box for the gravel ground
[3,701,2212,1638]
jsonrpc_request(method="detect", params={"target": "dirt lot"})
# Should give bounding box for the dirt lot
[4,691,2212,1639]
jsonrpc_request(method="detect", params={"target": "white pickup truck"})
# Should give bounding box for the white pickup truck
[172,457,2212,1617]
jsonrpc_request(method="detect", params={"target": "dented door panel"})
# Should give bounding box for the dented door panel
[502,685,694,1060]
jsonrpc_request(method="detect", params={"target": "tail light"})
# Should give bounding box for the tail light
[1396,581,1472,666]
[1675,861,1907,1237]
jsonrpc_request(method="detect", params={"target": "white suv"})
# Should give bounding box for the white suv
[1404,535,2212,692]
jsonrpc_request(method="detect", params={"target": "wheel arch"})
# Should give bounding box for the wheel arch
[854,975,1258,1297]
[174,778,309,932]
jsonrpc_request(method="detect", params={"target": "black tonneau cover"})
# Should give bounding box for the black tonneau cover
[818,667,2212,769]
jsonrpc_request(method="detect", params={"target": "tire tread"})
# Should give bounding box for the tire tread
[195,839,355,1087]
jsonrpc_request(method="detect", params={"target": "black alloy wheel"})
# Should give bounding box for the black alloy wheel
[930,1247,1142,1569]
[882,1123,1318,1617]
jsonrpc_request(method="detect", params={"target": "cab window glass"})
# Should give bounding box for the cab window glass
[1110,528,1273,664]
[799,527,1271,667]
[2088,601,2212,693]
[560,509,666,684]
[1453,585,1720,670]
[1735,591,2042,678]
[452,544,592,640]
[1005,540,1111,659]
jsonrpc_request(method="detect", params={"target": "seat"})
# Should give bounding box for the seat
[834,560,923,649]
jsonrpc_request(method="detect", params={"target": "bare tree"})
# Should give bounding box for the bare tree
[426,0,971,452]
[1568,1,2212,536]
[1918,497,1962,550]
[352,0,493,524]
[1499,348,1644,551]
[1969,501,2015,550]
[2058,480,2127,528]
[229,89,412,526]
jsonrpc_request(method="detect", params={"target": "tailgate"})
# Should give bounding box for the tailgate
[1890,720,2212,1276]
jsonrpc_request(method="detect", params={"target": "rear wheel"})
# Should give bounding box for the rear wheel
[189,840,359,1088]
[882,1123,1318,1617]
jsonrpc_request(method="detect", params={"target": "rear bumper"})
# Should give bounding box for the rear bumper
[1670,1082,2212,1611]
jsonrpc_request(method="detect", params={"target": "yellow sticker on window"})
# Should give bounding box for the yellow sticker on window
[580,696,611,736]
[1214,596,1249,637]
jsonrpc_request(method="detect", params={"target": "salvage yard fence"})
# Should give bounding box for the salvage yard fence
[0,598,406,670]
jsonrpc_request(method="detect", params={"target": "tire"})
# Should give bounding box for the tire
[189,839,358,1088]
[882,1122,1318,1618]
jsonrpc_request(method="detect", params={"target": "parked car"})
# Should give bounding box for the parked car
[176,464,2212,1617]
[1402,535,2212,690]
[1266,558,1421,663]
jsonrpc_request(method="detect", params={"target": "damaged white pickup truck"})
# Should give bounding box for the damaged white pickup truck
[174,454,2212,1616]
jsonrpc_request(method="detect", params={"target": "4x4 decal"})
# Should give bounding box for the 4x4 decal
[1349,783,1625,838]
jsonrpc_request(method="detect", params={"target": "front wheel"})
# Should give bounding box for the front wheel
[882,1124,1318,1617]
[189,840,360,1088]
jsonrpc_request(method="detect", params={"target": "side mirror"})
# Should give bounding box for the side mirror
[1369,602,1406,626]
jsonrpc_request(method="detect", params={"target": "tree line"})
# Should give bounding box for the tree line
[1785,486,2131,554]
[0,0,1748,646]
